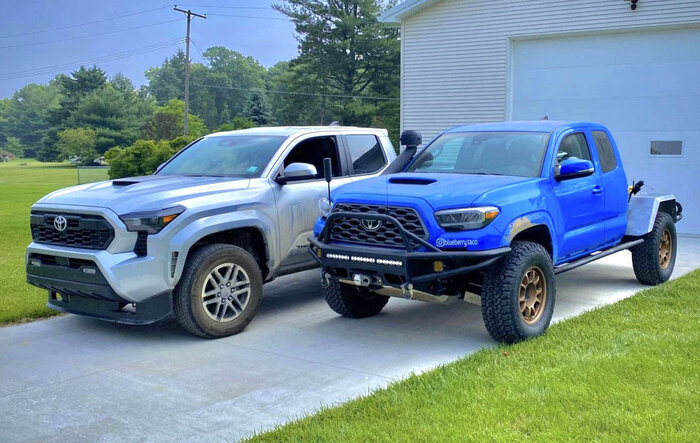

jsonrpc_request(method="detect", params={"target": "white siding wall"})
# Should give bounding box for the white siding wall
[401,0,700,140]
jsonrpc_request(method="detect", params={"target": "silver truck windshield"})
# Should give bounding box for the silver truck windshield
[407,131,550,178]
[157,135,287,177]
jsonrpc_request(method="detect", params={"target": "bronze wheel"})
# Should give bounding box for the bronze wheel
[659,229,672,270]
[519,266,547,325]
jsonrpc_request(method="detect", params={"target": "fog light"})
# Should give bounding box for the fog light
[30,259,40,267]
[316,248,322,258]
[433,261,444,272]
[82,267,97,275]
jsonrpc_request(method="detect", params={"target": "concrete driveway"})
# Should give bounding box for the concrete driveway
[2,237,699,442]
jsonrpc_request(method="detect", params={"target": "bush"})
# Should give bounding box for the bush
[105,139,175,179]
[3,137,25,157]
[104,133,202,179]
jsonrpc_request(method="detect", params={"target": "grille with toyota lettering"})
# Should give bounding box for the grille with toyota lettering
[330,203,427,248]
[30,212,114,250]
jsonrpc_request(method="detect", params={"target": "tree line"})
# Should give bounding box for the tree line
[0,0,399,176]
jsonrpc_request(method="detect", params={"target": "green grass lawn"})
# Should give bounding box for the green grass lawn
[0,158,109,324]
[251,270,700,442]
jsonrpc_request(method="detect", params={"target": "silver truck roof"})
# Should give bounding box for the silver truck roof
[206,126,389,137]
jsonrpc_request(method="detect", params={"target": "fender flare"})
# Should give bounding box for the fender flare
[501,210,558,260]
[168,209,277,286]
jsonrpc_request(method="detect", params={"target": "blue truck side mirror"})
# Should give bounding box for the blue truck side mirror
[555,158,594,181]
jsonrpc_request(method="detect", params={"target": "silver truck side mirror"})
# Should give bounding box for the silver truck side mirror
[278,162,318,183]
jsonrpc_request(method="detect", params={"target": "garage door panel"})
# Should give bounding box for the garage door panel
[513,96,700,131]
[514,62,700,101]
[513,28,700,69]
[511,27,700,234]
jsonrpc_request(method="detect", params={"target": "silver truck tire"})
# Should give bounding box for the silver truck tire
[174,244,263,338]
[481,241,556,344]
[324,277,389,318]
[631,212,677,285]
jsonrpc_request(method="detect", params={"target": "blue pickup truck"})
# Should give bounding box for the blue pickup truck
[309,121,682,343]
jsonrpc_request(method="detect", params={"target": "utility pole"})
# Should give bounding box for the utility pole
[174,6,206,136]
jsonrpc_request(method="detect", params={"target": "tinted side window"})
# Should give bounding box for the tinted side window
[346,135,386,175]
[557,133,592,165]
[592,130,617,173]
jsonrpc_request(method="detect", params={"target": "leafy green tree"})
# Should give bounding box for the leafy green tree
[66,83,155,153]
[142,99,207,140]
[243,91,273,126]
[144,50,187,104]
[105,139,176,179]
[274,0,400,128]
[0,83,61,157]
[39,66,108,161]
[56,128,98,165]
[214,116,256,132]
[4,137,26,157]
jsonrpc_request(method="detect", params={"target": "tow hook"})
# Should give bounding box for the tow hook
[352,273,372,287]
[321,272,331,289]
[401,283,414,299]
[351,274,383,288]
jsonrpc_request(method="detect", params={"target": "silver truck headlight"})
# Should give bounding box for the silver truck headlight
[435,206,499,230]
[319,197,333,218]
[119,206,186,234]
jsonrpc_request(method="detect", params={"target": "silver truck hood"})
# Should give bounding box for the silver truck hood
[37,175,251,214]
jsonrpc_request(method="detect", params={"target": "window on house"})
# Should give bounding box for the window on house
[650,141,682,156]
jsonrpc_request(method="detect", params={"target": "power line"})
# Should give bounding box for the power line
[206,13,291,21]
[176,4,270,10]
[0,39,184,80]
[0,5,172,40]
[0,19,182,50]
[191,83,400,101]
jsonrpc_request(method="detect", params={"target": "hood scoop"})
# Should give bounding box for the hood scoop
[111,175,163,187]
[388,177,436,185]
[112,179,140,187]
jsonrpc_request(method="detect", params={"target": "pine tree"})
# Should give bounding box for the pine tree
[243,91,273,126]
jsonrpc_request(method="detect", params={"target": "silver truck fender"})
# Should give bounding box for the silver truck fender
[167,209,277,285]
[626,194,678,236]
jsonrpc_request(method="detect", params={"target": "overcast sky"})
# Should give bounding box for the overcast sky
[0,0,299,98]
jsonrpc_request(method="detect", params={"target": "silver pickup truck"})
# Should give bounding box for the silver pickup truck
[26,126,396,337]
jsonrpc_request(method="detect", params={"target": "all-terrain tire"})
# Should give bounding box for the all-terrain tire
[631,212,677,286]
[174,244,263,338]
[481,241,556,344]
[324,277,389,318]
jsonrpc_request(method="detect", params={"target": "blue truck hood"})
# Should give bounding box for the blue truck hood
[334,173,533,209]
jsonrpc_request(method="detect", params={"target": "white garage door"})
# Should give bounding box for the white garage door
[510,27,700,235]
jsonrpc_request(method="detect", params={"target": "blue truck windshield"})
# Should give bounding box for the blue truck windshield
[158,135,287,177]
[407,131,550,177]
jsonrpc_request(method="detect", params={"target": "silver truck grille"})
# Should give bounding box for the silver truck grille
[30,212,114,250]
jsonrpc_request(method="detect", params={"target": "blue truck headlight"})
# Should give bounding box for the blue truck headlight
[435,206,499,230]
[119,206,186,234]
[319,197,333,218]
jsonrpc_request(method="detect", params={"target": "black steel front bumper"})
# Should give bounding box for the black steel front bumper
[309,212,510,289]
[26,254,172,325]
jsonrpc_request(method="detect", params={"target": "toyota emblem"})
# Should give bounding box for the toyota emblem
[53,216,68,232]
[361,218,382,231]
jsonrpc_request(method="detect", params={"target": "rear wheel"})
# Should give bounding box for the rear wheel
[174,244,263,338]
[324,277,389,318]
[481,241,556,344]
[631,212,677,285]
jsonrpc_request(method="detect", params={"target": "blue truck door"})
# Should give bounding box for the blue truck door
[590,130,629,246]
[552,132,605,260]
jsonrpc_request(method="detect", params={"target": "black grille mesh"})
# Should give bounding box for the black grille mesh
[330,203,427,248]
[30,212,114,250]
